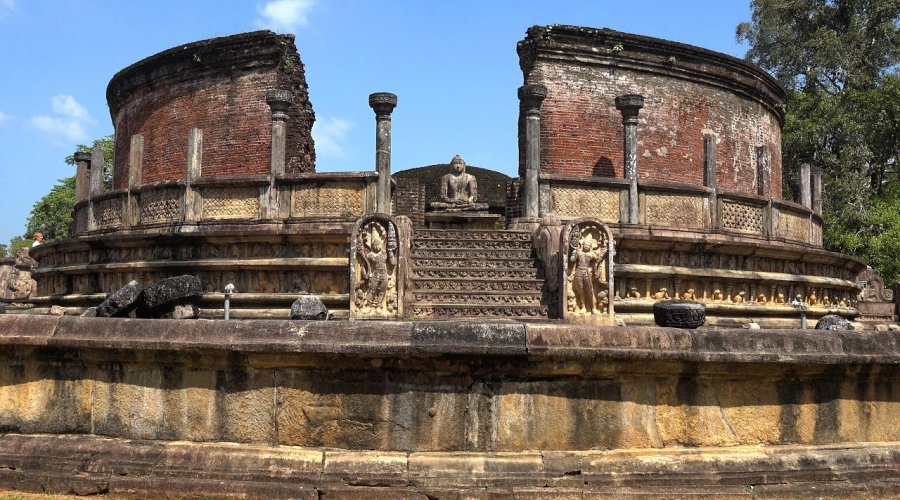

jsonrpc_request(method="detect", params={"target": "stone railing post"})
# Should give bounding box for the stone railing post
[703,135,717,229]
[73,151,91,204]
[799,162,812,209]
[518,84,547,218]
[184,128,203,221]
[126,134,143,226]
[615,94,644,224]
[756,146,771,197]
[369,92,397,214]
[88,147,106,230]
[811,167,823,216]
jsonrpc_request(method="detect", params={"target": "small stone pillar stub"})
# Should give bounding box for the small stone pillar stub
[73,151,91,203]
[615,94,644,224]
[756,146,771,197]
[89,147,105,197]
[703,136,718,228]
[518,84,547,219]
[369,92,398,215]
[184,128,203,222]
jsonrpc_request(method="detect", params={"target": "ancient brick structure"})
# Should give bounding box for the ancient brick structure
[518,25,783,195]
[107,30,316,188]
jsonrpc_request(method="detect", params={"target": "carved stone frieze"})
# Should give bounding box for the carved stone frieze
[412,259,535,269]
[412,293,541,305]
[293,183,365,217]
[350,215,404,319]
[202,187,260,220]
[413,269,538,279]
[644,193,704,228]
[411,305,547,318]
[412,280,543,292]
[139,187,182,224]
[550,186,620,222]
[721,201,764,234]
[560,218,615,324]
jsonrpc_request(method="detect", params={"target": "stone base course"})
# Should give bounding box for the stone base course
[0,434,896,498]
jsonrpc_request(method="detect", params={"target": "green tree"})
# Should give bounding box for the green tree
[11,135,114,248]
[737,0,900,283]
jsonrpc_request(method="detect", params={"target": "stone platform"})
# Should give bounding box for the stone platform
[0,316,897,496]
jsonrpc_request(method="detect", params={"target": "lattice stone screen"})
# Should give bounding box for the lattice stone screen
[721,200,764,234]
[549,185,620,222]
[201,187,261,220]
[140,187,183,224]
[644,192,705,228]
[292,183,366,217]
[93,196,125,229]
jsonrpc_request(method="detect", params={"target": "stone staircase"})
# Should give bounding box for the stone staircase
[408,229,548,320]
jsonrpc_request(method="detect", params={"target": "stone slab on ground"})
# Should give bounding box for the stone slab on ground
[139,275,202,311]
[96,280,142,317]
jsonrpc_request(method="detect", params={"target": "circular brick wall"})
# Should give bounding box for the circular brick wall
[107,31,316,189]
[518,25,785,198]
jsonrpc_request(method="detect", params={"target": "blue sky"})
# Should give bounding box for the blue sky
[0,0,753,246]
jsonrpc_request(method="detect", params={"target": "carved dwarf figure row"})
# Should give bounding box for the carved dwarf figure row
[618,280,855,308]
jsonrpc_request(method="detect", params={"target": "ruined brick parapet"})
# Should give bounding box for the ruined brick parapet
[107,30,316,189]
[518,25,785,198]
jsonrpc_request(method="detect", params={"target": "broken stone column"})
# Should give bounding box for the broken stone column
[756,146,770,197]
[615,94,644,224]
[73,151,91,203]
[703,135,717,228]
[184,128,203,221]
[266,90,293,176]
[126,134,143,227]
[518,84,547,218]
[88,146,106,230]
[811,167,823,215]
[799,162,811,208]
[369,92,397,214]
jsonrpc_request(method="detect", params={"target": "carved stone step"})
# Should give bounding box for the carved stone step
[414,229,533,242]
[412,279,544,293]
[411,292,543,305]
[411,268,541,280]
[412,238,534,251]
[409,304,549,319]
[411,249,535,260]
[412,257,538,269]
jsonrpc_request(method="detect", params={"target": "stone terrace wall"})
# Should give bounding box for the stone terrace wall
[107,30,316,189]
[518,25,785,198]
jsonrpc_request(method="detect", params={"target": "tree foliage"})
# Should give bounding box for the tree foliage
[738,0,900,283]
[10,135,114,248]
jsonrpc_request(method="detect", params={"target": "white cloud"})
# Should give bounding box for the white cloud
[0,111,9,125]
[51,94,92,123]
[256,0,314,32]
[29,94,93,143]
[29,115,88,142]
[313,117,352,158]
[1,0,14,13]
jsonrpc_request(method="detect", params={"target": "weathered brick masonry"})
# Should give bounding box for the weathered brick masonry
[107,31,316,188]
[518,25,785,197]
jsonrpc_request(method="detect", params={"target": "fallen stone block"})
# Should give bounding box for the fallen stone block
[80,307,98,317]
[291,294,329,320]
[96,280,143,317]
[815,314,853,330]
[653,300,705,328]
[139,275,202,311]
[156,303,200,320]
[49,305,66,316]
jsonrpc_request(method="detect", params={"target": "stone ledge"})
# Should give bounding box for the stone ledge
[0,434,896,497]
[0,316,898,364]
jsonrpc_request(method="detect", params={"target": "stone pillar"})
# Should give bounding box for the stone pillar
[811,167,823,216]
[703,135,717,228]
[615,94,644,224]
[184,128,203,222]
[799,162,812,208]
[518,84,547,218]
[126,134,144,227]
[369,92,398,214]
[266,90,293,176]
[90,147,105,197]
[756,146,770,197]
[73,151,91,203]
